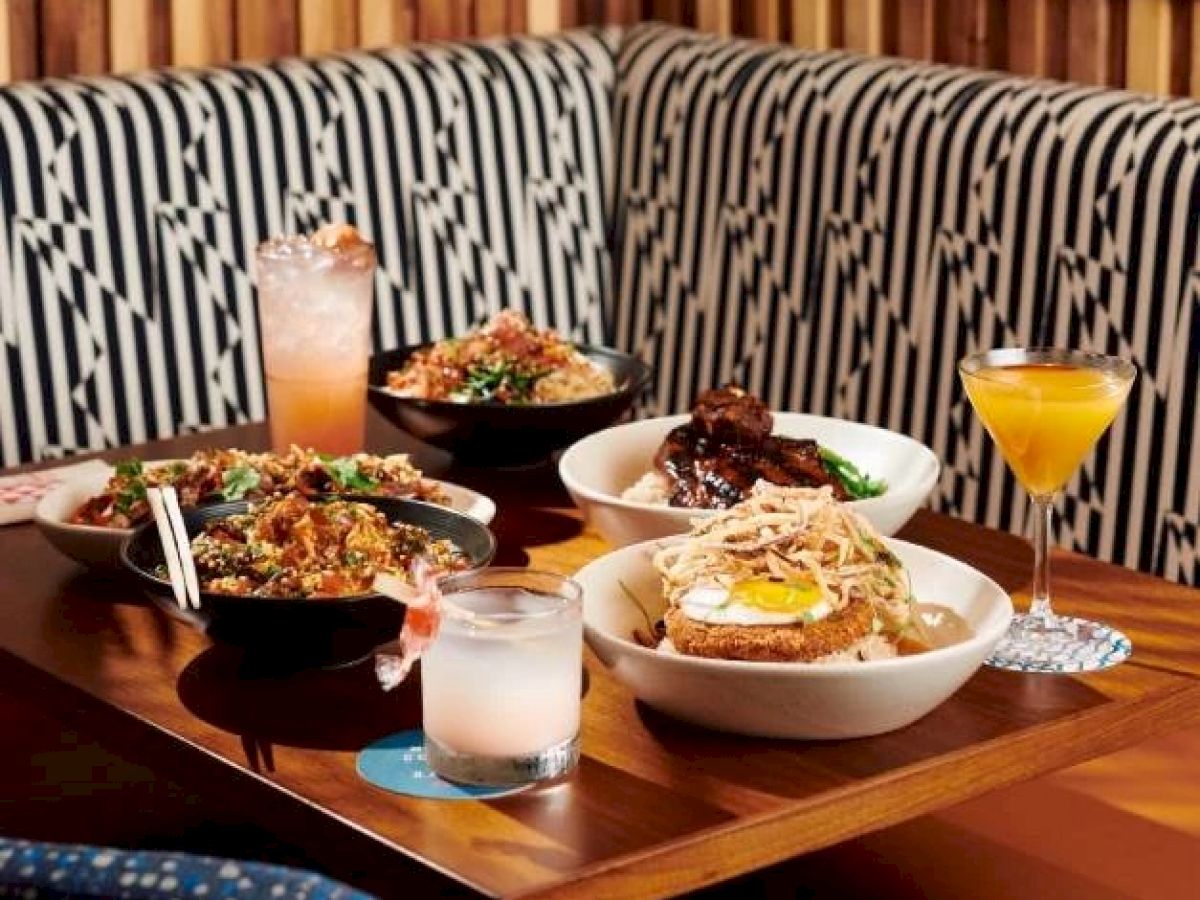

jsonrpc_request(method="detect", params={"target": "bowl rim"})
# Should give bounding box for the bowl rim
[368,342,654,412]
[559,412,942,516]
[35,458,496,535]
[579,535,1013,676]
[119,494,497,606]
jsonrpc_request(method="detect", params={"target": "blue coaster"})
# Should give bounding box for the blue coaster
[357,730,530,800]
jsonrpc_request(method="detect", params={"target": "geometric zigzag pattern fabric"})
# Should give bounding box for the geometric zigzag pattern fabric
[0,23,1195,585]
[0,29,616,467]
[612,25,1198,584]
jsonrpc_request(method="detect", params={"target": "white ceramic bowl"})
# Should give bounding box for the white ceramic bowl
[559,413,940,546]
[576,537,1012,739]
[35,461,497,570]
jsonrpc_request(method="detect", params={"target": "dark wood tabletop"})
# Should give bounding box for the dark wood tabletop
[3,413,1199,899]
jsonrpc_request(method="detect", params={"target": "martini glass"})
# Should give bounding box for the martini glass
[958,348,1136,673]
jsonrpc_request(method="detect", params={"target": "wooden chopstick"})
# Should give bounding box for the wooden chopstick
[161,486,201,609]
[147,488,188,611]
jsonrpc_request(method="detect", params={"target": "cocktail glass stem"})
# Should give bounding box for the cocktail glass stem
[1029,494,1054,624]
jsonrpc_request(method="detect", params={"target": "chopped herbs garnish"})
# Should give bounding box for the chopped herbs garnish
[221,465,261,501]
[460,362,546,404]
[818,446,887,500]
[114,479,147,515]
[114,459,143,479]
[327,457,379,493]
[111,459,147,514]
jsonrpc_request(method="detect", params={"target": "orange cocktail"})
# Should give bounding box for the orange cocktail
[960,363,1132,498]
[958,348,1136,675]
[256,226,376,455]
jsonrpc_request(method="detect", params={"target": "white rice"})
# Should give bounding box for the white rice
[621,470,671,505]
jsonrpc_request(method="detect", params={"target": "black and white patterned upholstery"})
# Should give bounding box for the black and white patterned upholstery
[611,25,1198,584]
[0,31,615,466]
[0,24,1195,583]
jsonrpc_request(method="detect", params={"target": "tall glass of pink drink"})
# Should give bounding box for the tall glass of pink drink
[255,226,376,454]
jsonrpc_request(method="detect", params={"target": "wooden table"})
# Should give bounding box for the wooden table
[3,415,1199,899]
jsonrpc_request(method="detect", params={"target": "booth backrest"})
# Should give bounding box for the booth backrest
[0,31,615,464]
[0,24,1194,583]
[611,26,1198,584]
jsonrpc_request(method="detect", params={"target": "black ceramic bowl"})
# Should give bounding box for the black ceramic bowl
[120,496,496,670]
[367,344,654,466]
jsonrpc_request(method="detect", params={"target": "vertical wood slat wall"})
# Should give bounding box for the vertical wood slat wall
[0,1,1196,97]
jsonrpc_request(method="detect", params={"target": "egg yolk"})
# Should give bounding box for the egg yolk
[727,579,823,614]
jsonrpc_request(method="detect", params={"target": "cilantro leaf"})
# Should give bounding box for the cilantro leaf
[114,479,147,515]
[818,446,887,500]
[327,457,379,493]
[221,465,262,501]
[114,459,143,479]
[461,362,545,404]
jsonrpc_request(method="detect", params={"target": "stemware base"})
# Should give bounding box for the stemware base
[985,614,1132,674]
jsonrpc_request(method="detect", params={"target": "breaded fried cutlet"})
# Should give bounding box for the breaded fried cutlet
[664,597,874,662]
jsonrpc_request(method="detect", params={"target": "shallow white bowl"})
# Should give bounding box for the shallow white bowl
[35,461,496,570]
[559,413,940,546]
[576,537,1012,739]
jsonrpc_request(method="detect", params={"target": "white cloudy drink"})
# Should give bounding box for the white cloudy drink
[421,571,582,785]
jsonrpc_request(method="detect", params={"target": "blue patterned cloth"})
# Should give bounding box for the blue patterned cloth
[0,838,374,899]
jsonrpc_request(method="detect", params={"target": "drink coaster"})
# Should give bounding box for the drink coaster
[357,730,532,800]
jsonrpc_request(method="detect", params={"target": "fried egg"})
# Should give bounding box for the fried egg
[678,579,832,626]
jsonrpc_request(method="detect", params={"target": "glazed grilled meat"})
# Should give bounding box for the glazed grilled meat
[654,387,850,508]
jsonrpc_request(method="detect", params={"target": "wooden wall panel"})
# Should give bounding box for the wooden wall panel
[792,0,835,50]
[238,0,300,61]
[417,0,473,41]
[747,0,783,42]
[299,0,358,55]
[0,0,1193,102]
[843,0,885,54]
[474,0,509,38]
[111,0,170,73]
[935,0,1004,69]
[42,0,109,77]
[1192,0,1200,95]
[0,0,37,83]
[602,0,638,26]
[1126,0,1173,93]
[527,0,560,33]
[1008,0,1067,79]
[891,0,933,59]
[696,0,733,37]
[1067,0,1118,85]
[171,0,235,68]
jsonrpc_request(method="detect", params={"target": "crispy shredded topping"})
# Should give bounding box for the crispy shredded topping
[653,483,914,633]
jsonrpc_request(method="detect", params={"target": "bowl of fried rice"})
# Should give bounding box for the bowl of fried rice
[121,493,496,669]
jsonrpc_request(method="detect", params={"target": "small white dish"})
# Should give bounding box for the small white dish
[35,460,496,570]
[575,536,1012,739]
[559,413,940,546]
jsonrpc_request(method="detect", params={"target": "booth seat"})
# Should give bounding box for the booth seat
[0,24,1194,583]
[0,836,371,898]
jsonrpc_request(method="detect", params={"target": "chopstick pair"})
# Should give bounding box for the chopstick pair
[147,486,201,610]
